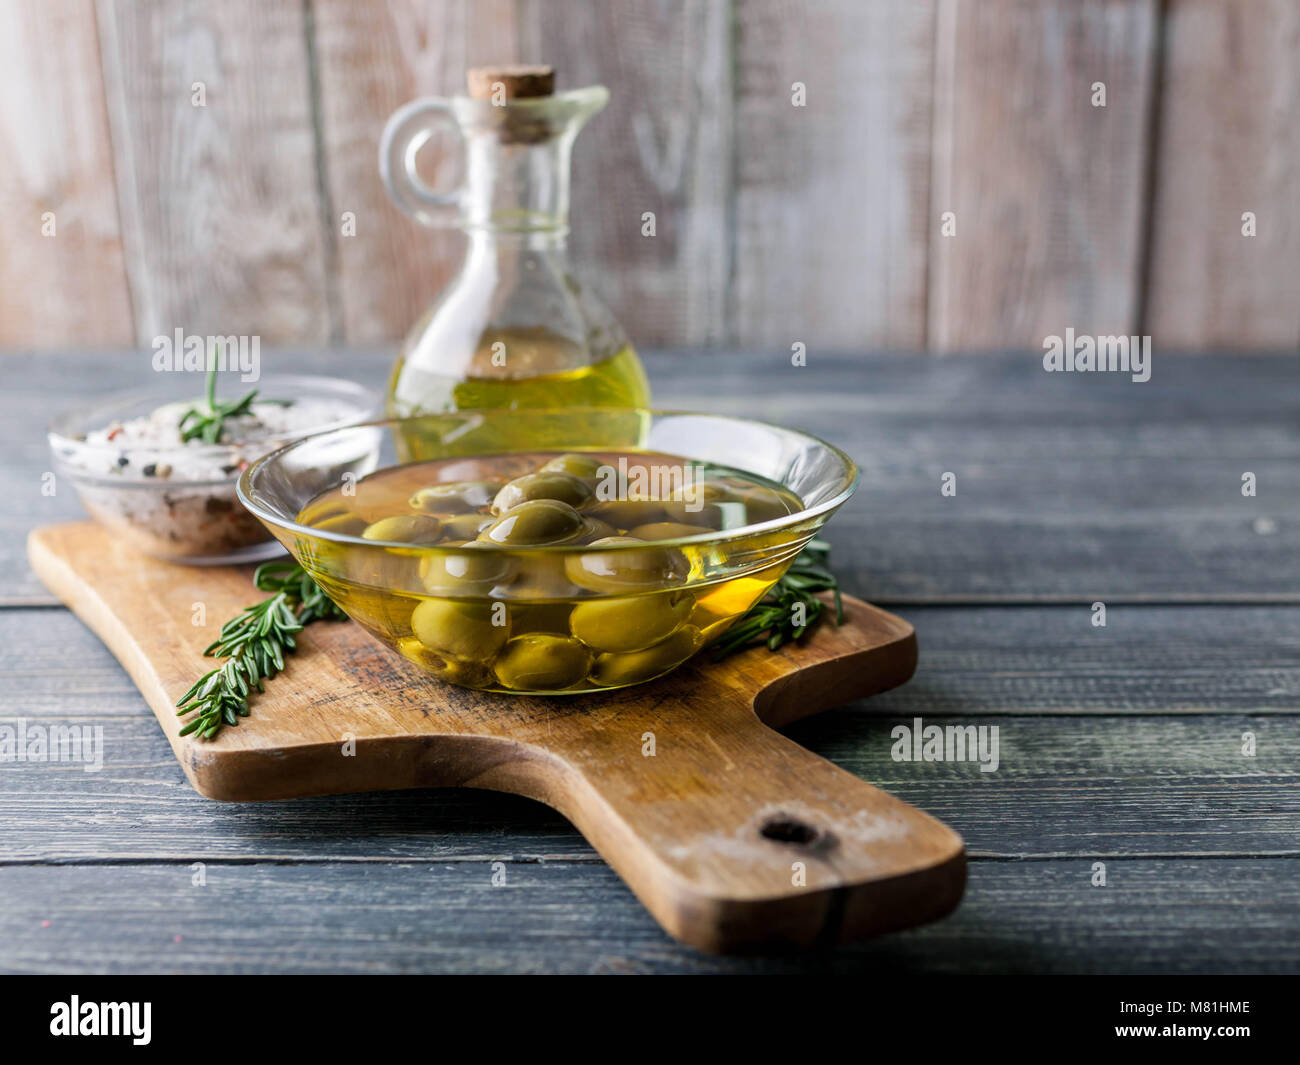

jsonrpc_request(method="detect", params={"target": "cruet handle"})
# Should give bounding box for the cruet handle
[378,97,465,228]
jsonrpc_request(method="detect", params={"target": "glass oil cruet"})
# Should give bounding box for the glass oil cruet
[379,65,651,422]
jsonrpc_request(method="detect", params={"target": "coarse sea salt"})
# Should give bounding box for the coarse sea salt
[57,394,368,563]
[76,398,357,481]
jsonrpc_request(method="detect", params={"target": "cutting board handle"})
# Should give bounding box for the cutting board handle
[496,695,965,953]
[467,620,966,953]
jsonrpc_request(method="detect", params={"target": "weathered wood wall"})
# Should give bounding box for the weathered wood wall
[1,0,1296,352]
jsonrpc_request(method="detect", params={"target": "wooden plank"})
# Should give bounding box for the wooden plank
[6,349,1300,604]
[928,0,1158,350]
[13,346,1300,435]
[730,0,934,350]
[800,708,1300,856]
[11,470,1299,604]
[521,0,733,346]
[0,0,134,347]
[10,603,1300,722]
[835,516,1300,604]
[310,0,520,344]
[95,0,331,343]
[11,601,1300,724]
[1146,0,1300,349]
[1,605,1298,859]
[1,858,1296,973]
[0,701,1294,862]
[869,605,1300,718]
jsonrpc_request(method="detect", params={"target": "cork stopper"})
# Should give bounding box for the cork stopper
[465,65,556,145]
[467,65,555,101]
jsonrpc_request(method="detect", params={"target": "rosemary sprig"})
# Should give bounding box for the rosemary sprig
[710,538,844,660]
[177,364,261,444]
[253,558,348,626]
[175,560,346,739]
[176,538,837,735]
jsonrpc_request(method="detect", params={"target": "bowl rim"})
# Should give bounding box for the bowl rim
[48,373,381,488]
[236,407,861,553]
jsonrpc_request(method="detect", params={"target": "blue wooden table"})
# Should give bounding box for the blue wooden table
[2,348,1297,973]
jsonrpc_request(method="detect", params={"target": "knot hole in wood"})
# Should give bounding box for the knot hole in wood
[759,814,827,849]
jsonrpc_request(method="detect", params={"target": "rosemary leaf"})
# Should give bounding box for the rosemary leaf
[175,561,344,739]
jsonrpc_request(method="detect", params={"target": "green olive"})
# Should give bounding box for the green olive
[592,460,683,504]
[659,500,726,529]
[479,499,588,546]
[570,591,693,653]
[540,453,605,480]
[690,481,746,504]
[589,626,703,688]
[563,535,689,593]
[305,513,370,574]
[628,521,712,541]
[411,597,510,659]
[409,481,499,515]
[493,634,593,691]
[578,517,618,543]
[588,499,669,532]
[419,542,515,594]
[395,636,493,689]
[396,634,446,672]
[438,512,495,541]
[683,480,794,523]
[311,512,369,536]
[509,601,573,634]
[499,553,577,598]
[361,514,444,544]
[491,472,595,515]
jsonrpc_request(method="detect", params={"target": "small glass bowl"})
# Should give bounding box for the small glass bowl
[239,409,858,695]
[49,374,380,565]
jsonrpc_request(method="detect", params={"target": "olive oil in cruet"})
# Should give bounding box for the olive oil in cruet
[379,64,651,447]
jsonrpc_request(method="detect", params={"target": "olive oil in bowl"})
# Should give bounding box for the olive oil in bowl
[295,450,802,694]
[239,409,860,697]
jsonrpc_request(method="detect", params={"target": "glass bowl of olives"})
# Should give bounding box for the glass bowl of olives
[238,409,858,695]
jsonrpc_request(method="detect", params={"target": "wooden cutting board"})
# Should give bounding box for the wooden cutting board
[29,521,965,954]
